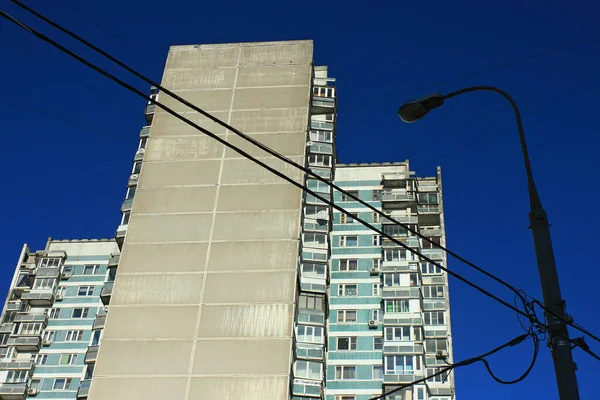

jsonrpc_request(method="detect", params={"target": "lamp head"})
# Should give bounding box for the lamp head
[397,93,445,123]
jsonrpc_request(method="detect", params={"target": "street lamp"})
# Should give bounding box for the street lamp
[398,86,580,400]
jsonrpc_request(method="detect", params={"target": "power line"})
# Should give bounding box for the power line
[341,31,600,109]
[369,332,533,400]
[5,6,600,356]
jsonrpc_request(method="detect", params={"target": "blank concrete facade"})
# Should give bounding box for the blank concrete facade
[89,41,314,400]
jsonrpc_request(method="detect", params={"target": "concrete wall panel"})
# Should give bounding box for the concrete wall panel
[192,339,292,374]
[138,160,221,187]
[134,187,217,214]
[119,243,208,273]
[233,87,310,110]
[158,90,233,113]
[145,136,223,162]
[165,46,238,70]
[89,378,188,400]
[229,109,308,133]
[127,214,213,243]
[220,157,304,185]
[239,41,313,66]
[217,184,301,211]
[151,111,230,137]
[225,131,306,158]
[112,274,203,306]
[212,211,300,240]
[162,68,236,90]
[189,377,288,400]
[203,271,295,304]
[207,240,298,272]
[237,65,311,87]
[104,306,199,339]
[198,304,293,338]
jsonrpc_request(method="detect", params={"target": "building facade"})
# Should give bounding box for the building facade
[0,239,118,400]
[0,40,455,400]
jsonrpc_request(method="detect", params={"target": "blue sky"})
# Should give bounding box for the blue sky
[1,0,599,398]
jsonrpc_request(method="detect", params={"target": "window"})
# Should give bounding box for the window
[138,138,148,149]
[309,129,332,143]
[338,284,357,297]
[421,262,442,275]
[305,205,328,219]
[296,325,324,344]
[298,294,324,311]
[339,259,358,271]
[418,193,439,204]
[33,278,56,290]
[324,113,335,122]
[121,211,131,225]
[91,330,102,346]
[84,364,94,380]
[372,212,381,223]
[42,330,56,342]
[340,213,357,224]
[20,323,43,335]
[303,233,327,248]
[334,397,356,400]
[373,365,384,380]
[373,337,383,350]
[384,248,406,261]
[382,225,414,237]
[337,337,357,350]
[415,387,426,400]
[372,258,381,270]
[313,86,335,98]
[308,154,332,167]
[423,285,445,298]
[385,326,411,341]
[338,310,357,323]
[372,284,381,296]
[77,286,94,296]
[60,354,78,365]
[340,191,359,201]
[53,378,72,390]
[385,299,410,313]
[384,273,401,287]
[15,273,30,288]
[65,330,84,342]
[426,368,447,383]
[0,334,9,346]
[83,265,100,275]
[6,370,28,383]
[424,311,445,325]
[126,186,136,200]
[49,308,61,319]
[371,309,382,322]
[372,190,381,201]
[34,354,48,365]
[425,339,448,354]
[414,326,422,341]
[306,179,330,194]
[132,161,142,174]
[421,236,441,249]
[335,366,356,380]
[295,360,321,380]
[301,263,326,278]
[72,308,90,319]
[56,286,66,298]
[39,258,61,268]
[339,236,358,247]
[385,355,419,375]
[372,235,382,246]
[30,379,42,390]
[410,273,418,287]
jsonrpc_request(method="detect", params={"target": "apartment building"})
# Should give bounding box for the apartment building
[0,239,117,400]
[0,40,455,400]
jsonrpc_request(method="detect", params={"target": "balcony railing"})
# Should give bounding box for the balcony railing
[381,191,415,202]
[84,345,99,364]
[13,313,47,325]
[21,290,54,306]
[0,360,34,371]
[120,199,133,212]
[310,120,333,131]
[100,282,114,306]
[144,104,156,125]
[92,313,107,330]
[140,126,150,138]
[0,382,28,399]
[291,379,322,397]
[384,371,424,384]
[7,336,41,351]
[108,254,120,268]
[383,344,424,355]
[417,205,440,214]
[35,267,60,278]
[77,379,91,398]
[382,287,420,299]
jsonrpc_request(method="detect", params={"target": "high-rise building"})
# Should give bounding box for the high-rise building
[0,40,455,400]
[0,239,118,400]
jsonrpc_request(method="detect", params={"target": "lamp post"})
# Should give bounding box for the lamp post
[398,86,580,400]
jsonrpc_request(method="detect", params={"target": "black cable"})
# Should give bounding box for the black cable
[532,299,600,345]
[369,333,532,400]
[9,0,533,309]
[0,9,537,324]
[480,333,539,385]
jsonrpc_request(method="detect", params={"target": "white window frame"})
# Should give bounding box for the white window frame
[303,233,328,249]
[294,360,322,380]
[126,186,136,200]
[77,286,94,297]
[372,235,382,246]
[339,259,358,271]
[72,308,90,319]
[34,354,48,365]
[301,263,326,278]
[48,308,61,319]
[425,339,448,354]
[65,330,84,342]
[385,299,410,313]
[421,262,442,275]
[340,213,358,224]
[371,309,382,322]
[335,365,356,380]
[298,294,324,311]
[373,365,384,380]
[373,337,383,350]
[308,153,332,167]
[53,378,72,390]
[339,235,358,247]
[338,309,357,323]
[59,354,78,365]
[296,325,324,344]
[313,86,335,98]
[424,311,445,325]
[309,129,333,143]
[39,258,61,268]
[384,248,406,261]
[337,336,357,351]
[132,161,142,174]
[372,212,381,223]
[83,265,100,275]
[385,355,419,375]
[33,278,56,290]
[372,258,381,270]
[19,322,43,335]
[423,285,445,298]
[372,283,381,296]
[385,326,411,341]
[42,330,56,342]
[426,368,447,383]
[338,284,358,297]
[121,211,131,225]
[384,273,401,287]
[6,370,28,383]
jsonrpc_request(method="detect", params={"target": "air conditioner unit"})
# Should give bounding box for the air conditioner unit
[26,388,39,396]
[306,141,314,147]
[130,174,139,181]
[368,320,379,329]
[60,272,72,279]
[42,339,53,347]
[369,268,380,276]
[436,350,449,360]
[55,293,64,301]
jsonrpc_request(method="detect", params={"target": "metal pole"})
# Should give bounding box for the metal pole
[443,86,580,400]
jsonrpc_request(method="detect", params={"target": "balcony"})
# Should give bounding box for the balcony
[310,120,333,131]
[35,267,60,278]
[13,313,47,326]
[0,323,14,334]
[383,314,423,326]
[420,249,444,260]
[144,104,156,125]
[7,336,41,352]
[108,254,120,268]
[92,313,107,330]
[417,205,440,214]
[382,214,418,225]
[77,379,91,398]
[422,300,446,311]
[311,96,335,114]
[295,345,324,361]
[120,199,133,213]
[133,148,145,162]
[292,379,322,398]
[4,303,24,313]
[19,263,36,275]
[381,263,417,273]
[420,228,442,237]
[382,287,420,299]
[308,142,333,155]
[21,289,54,306]
[84,345,98,364]
[0,360,34,372]
[381,190,415,209]
[0,382,27,400]
[383,344,424,355]
[128,173,139,186]
[140,125,150,138]
[383,371,424,384]
[115,225,128,249]
[100,282,113,306]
